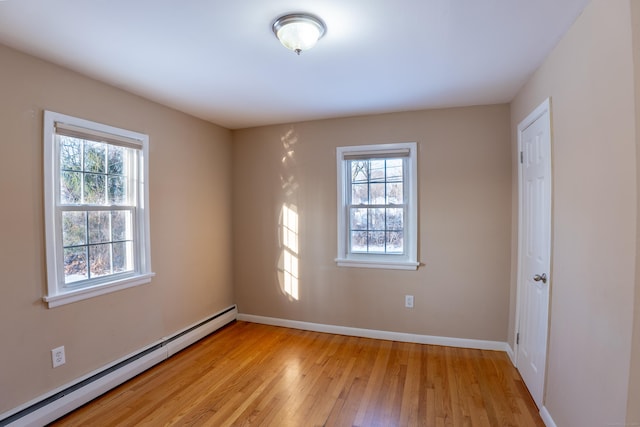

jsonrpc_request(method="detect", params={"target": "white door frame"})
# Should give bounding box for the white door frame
[514,97,553,408]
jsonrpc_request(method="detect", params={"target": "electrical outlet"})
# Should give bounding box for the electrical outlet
[52,346,65,368]
[405,295,414,308]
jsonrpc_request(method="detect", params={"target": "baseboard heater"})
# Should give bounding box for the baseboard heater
[0,305,237,427]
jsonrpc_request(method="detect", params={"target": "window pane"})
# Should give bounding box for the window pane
[84,173,106,204]
[60,137,82,171]
[108,145,125,175]
[111,210,132,241]
[350,208,368,230]
[351,161,368,183]
[84,141,106,173]
[60,171,82,204]
[368,231,385,252]
[88,211,111,243]
[89,243,112,277]
[350,231,368,252]
[370,160,385,182]
[387,182,403,204]
[387,208,404,231]
[386,232,404,253]
[351,183,368,205]
[386,159,403,181]
[113,241,134,273]
[370,183,385,204]
[369,208,385,230]
[108,176,126,204]
[64,247,87,283]
[62,211,87,246]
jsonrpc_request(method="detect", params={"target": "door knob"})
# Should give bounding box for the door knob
[533,273,547,284]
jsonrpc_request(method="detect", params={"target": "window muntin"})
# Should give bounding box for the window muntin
[336,143,418,270]
[44,111,153,307]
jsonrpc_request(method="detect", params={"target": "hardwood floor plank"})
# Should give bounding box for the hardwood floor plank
[50,321,544,427]
[353,339,392,426]
[399,343,421,426]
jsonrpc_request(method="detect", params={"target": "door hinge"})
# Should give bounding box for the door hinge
[520,151,523,164]
[516,332,520,345]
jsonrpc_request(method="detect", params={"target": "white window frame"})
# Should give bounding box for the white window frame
[43,111,154,308]
[335,142,419,270]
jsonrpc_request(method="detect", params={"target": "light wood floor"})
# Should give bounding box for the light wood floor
[51,321,544,426]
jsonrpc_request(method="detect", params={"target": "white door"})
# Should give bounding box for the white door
[516,98,552,409]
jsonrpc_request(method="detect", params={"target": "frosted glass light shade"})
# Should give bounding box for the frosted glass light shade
[273,14,326,55]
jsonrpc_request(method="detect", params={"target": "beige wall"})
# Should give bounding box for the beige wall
[510,0,638,425]
[0,44,234,413]
[232,105,512,341]
[630,0,640,423]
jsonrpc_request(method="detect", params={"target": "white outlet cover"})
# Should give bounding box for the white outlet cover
[405,295,414,308]
[52,346,65,368]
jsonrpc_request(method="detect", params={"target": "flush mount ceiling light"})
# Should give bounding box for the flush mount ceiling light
[272,13,326,55]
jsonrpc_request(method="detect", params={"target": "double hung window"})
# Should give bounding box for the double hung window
[336,142,418,270]
[43,111,153,307]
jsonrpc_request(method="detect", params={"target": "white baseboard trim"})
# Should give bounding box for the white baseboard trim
[164,307,236,358]
[540,406,557,427]
[237,313,509,352]
[5,348,167,427]
[1,305,237,427]
[506,344,516,366]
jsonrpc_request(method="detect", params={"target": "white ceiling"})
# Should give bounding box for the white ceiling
[0,0,590,129]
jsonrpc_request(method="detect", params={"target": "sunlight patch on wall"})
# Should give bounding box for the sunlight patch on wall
[281,204,299,300]
[277,127,300,301]
[280,128,299,197]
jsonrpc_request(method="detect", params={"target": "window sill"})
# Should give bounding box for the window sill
[43,272,155,308]
[335,258,419,271]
